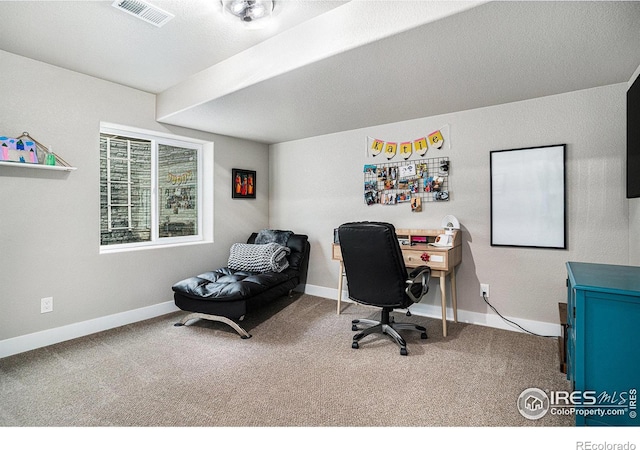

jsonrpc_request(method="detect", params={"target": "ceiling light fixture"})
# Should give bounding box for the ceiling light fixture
[221,0,275,24]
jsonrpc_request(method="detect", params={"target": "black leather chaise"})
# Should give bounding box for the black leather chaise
[172,230,310,338]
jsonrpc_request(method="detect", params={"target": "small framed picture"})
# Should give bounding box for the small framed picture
[232,168,256,199]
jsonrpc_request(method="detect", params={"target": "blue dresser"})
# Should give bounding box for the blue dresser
[566,262,640,426]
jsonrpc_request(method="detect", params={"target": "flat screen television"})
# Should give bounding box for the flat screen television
[628,72,640,198]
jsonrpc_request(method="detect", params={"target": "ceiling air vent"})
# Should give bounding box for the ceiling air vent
[112,0,175,27]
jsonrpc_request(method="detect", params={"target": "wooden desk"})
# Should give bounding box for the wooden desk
[332,228,462,337]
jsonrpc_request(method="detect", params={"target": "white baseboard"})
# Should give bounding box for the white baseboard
[0,285,561,359]
[0,301,179,359]
[302,284,561,337]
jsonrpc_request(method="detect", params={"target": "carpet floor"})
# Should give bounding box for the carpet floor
[0,293,573,427]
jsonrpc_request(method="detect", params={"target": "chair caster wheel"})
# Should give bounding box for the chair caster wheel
[352,342,359,349]
[352,324,358,331]
[400,348,408,356]
[421,332,428,339]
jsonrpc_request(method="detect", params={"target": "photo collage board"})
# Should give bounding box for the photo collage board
[364,156,450,212]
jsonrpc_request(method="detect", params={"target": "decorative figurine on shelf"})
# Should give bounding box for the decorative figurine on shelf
[45,146,56,166]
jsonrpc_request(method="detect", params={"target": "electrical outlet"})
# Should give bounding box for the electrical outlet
[480,284,490,298]
[41,297,53,314]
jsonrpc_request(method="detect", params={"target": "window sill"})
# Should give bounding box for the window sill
[99,239,213,255]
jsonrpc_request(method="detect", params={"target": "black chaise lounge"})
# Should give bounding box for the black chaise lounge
[172,230,310,338]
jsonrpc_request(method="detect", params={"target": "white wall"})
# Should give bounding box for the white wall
[0,50,270,346]
[270,83,629,327]
[1,47,633,352]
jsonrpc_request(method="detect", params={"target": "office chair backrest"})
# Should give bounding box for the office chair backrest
[338,222,410,309]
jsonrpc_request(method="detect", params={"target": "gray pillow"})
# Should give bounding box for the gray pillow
[255,229,293,246]
[228,242,290,273]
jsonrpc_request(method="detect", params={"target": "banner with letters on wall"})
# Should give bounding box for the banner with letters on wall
[367,124,450,160]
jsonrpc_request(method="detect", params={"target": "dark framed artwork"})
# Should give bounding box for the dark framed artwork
[232,168,256,199]
[490,144,566,249]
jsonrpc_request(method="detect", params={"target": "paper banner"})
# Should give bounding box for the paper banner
[384,142,397,160]
[370,139,384,156]
[367,125,449,159]
[168,170,193,185]
[400,141,412,160]
[414,137,428,156]
[428,130,444,149]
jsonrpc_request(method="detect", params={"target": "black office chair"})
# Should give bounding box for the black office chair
[338,222,431,355]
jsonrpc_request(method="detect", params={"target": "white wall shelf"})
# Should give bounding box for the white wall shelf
[1,131,76,172]
[0,160,77,171]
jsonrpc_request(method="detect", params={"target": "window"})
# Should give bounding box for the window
[100,124,211,252]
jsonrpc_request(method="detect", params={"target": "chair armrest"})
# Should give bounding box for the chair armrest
[405,266,431,303]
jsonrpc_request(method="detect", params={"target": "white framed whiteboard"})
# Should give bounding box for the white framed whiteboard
[490,144,566,249]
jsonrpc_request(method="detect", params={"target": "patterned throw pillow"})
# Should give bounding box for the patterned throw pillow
[254,229,293,246]
[228,243,290,273]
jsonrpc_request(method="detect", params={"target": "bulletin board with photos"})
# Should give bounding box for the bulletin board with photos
[364,156,450,212]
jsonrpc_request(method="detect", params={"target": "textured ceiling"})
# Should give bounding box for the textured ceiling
[1,1,639,144]
[0,0,350,93]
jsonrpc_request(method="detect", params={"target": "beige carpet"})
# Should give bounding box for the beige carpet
[0,293,573,427]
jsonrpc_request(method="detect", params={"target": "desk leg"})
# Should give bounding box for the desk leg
[451,269,458,323]
[337,262,344,314]
[440,274,447,337]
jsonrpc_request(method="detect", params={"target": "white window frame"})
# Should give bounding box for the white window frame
[100,122,214,254]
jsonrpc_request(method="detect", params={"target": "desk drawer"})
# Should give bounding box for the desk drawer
[332,244,342,260]
[403,250,448,270]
